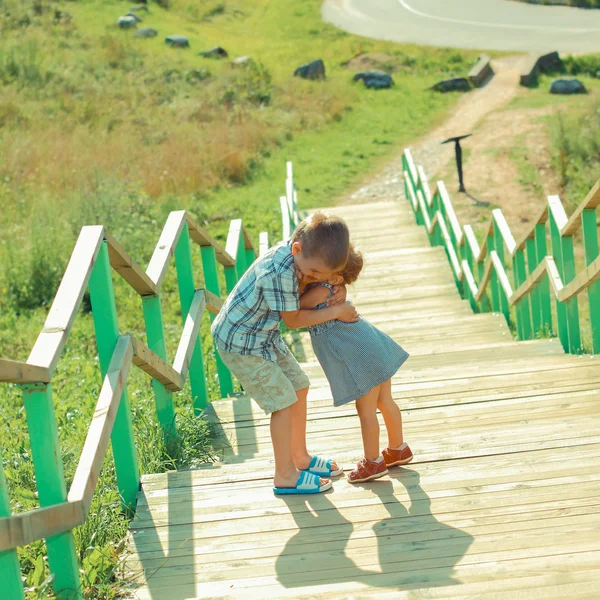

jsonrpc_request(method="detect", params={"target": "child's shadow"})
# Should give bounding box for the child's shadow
[276,469,473,590]
[275,491,378,588]
[365,469,474,588]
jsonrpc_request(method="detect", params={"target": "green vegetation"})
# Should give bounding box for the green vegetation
[0,0,482,597]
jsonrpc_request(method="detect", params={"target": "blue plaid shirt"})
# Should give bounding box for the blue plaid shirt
[211,240,300,361]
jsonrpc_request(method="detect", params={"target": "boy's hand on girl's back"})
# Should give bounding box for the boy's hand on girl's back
[335,301,359,323]
[327,285,347,306]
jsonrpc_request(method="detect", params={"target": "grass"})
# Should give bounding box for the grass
[0,0,485,597]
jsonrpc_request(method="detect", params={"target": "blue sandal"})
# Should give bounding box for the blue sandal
[273,471,332,495]
[305,455,343,477]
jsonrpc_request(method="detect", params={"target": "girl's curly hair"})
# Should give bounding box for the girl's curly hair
[341,244,364,284]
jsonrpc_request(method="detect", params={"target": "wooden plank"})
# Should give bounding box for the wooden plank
[436,180,463,246]
[492,209,517,255]
[104,231,157,297]
[0,500,85,552]
[259,232,269,257]
[173,290,206,380]
[186,213,235,267]
[27,225,105,372]
[68,336,134,511]
[130,337,184,392]
[562,178,600,236]
[226,218,243,261]
[204,289,223,315]
[0,359,50,384]
[146,210,187,289]
[548,194,569,231]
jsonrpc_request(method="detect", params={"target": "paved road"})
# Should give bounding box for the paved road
[322,0,600,53]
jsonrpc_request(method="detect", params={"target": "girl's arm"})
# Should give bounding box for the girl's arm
[281,302,358,329]
[300,285,331,309]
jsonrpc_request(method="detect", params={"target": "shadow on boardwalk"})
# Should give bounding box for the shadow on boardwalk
[276,468,473,591]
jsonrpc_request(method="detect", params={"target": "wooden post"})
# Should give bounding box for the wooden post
[174,225,209,413]
[201,245,233,397]
[142,295,177,441]
[245,247,256,273]
[549,216,569,352]
[526,237,542,336]
[535,223,553,336]
[89,242,140,510]
[21,383,81,599]
[513,249,532,340]
[0,463,26,599]
[487,232,501,313]
[560,233,582,353]
[493,221,510,325]
[582,209,600,354]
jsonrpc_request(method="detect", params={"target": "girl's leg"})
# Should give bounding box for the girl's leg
[356,385,382,461]
[377,379,404,448]
[291,386,340,472]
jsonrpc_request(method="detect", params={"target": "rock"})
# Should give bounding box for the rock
[165,35,189,48]
[198,46,228,59]
[232,55,253,68]
[135,27,157,38]
[117,16,138,29]
[550,79,587,95]
[125,12,143,23]
[294,59,325,80]
[431,78,471,93]
[537,51,563,74]
[352,71,394,89]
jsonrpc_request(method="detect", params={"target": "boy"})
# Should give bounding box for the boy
[212,212,358,494]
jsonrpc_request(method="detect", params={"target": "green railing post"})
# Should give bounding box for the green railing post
[535,223,553,336]
[201,245,234,397]
[21,383,81,599]
[582,209,600,354]
[526,237,542,336]
[493,221,510,325]
[0,461,26,600]
[89,242,140,510]
[549,216,569,352]
[174,224,209,413]
[245,247,256,272]
[487,233,501,313]
[513,249,532,340]
[560,233,582,353]
[142,295,177,442]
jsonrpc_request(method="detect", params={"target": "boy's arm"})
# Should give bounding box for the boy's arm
[281,302,358,329]
[299,286,331,309]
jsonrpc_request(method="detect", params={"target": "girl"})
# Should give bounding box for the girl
[300,245,412,483]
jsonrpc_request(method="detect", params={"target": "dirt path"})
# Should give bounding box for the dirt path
[343,55,528,206]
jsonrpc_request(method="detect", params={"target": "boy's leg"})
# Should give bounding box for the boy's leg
[271,403,304,488]
[377,379,404,448]
[355,385,382,461]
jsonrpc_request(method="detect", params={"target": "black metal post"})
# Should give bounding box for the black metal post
[442,134,472,193]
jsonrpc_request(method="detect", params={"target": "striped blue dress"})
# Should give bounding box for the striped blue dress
[309,284,410,407]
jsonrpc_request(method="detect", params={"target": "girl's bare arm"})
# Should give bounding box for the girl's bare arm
[299,285,331,309]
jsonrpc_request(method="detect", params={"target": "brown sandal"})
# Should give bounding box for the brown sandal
[347,457,388,484]
[382,444,413,467]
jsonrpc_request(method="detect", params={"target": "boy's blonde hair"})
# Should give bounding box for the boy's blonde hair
[341,244,364,285]
[291,211,349,271]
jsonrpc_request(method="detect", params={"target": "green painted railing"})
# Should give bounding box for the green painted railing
[0,208,268,598]
[403,148,600,355]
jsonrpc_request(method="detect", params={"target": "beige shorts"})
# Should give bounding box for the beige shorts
[217,347,310,415]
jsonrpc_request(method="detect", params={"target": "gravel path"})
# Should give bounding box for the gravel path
[342,55,527,206]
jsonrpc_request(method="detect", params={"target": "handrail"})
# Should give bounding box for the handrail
[402,148,600,356]
[0,190,271,597]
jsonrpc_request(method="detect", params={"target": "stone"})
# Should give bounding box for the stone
[550,79,587,95]
[537,51,563,74]
[117,16,138,29]
[431,77,471,93]
[198,46,229,59]
[294,59,325,80]
[352,71,394,89]
[125,12,143,23]
[135,27,157,38]
[232,56,253,68]
[165,35,189,48]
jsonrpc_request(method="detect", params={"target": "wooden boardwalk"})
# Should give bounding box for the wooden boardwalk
[123,200,600,599]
